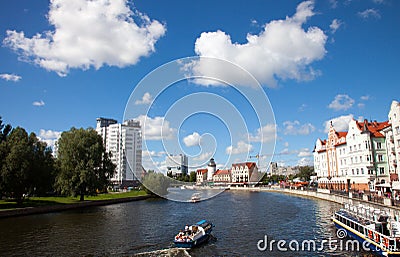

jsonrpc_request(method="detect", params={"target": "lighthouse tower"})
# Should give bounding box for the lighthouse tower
[207,158,216,181]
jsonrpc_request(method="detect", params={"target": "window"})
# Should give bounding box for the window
[350,146,352,152]
[357,168,359,175]
[360,156,362,162]
[377,142,382,149]
[354,145,357,151]
[352,169,355,175]
[378,155,384,162]
[361,168,364,174]
[380,167,385,175]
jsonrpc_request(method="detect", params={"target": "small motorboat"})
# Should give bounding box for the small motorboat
[190,192,201,203]
[173,220,214,248]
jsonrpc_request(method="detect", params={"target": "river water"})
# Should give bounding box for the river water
[0,189,377,256]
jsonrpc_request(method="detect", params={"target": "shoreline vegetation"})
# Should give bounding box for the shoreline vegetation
[0,190,151,218]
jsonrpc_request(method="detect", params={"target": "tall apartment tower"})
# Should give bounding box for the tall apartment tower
[166,154,188,177]
[96,118,142,187]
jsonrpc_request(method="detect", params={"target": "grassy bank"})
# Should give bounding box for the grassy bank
[0,190,148,211]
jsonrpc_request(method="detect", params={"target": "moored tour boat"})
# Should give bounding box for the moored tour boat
[332,203,400,256]
[173,220,214,248]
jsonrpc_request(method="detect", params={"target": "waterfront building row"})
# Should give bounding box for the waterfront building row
[313,100,400,192]
[196,158,260,185]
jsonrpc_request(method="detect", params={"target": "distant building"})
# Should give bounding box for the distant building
[231,162,258,183]
[195,158,259,185]
[166,154,188,177]
[96,118,142,187]
[270,164,299,177]
[207,158,217,181]
[196,169,207,184]
[213,169,231,183]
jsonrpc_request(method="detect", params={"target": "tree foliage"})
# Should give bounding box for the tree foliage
[189,171,197,183]
[0,124,55,204]
[55,127,115,201]
[142,172,171,196]
[297,166,315,182]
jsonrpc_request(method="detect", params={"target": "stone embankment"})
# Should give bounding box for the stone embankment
[0,195,152,219]
[229,186,400,216]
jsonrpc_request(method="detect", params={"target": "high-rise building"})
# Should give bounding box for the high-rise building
[96,118,142,187]
[166,154,188,177]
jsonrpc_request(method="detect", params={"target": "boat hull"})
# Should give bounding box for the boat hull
[333,218,400,256]
[174,234,210,248]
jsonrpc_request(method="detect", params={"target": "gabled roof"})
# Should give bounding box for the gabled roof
[356,119,390,138]
[232,162,256,169]
[196,168,207,174]
[214,169,230,176]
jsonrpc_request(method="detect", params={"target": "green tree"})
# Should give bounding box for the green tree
[297,166,315,182]
[55,127,115,201]
[28,133,56,196]
[142,172,171,196]
[189,171,197,182]
[0,121,55,203]
[0,127,32,204]
[0,116,12,142]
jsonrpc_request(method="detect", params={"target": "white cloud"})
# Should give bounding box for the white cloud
[3,0,166,76]
[329,0,338,9]
[360,95,370,101]
[358,103,365,108]
[226,141,253,155]
[298,103,307,112]
[248,124,277,143]
[136,115,176,140]
[38,129,61,149]
[32,100,45,107]
[297,157,312,166]
[193,152,212,161]
[191,0,327,87]
[358,9,381,19]
[323,114,354,133]
[329,19,342,33]
[0,73,21,82]
[298,148,312,157]
[135,92,153,105]
[283,120,315,135]
[372,0,385,4]
[328,94,355,111]
[183,132,201,147]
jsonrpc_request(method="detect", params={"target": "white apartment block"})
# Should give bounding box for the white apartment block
[96,118,142,187]
[166,154,188,177]
[314,116,391,192]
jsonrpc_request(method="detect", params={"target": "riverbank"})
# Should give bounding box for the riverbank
[229,186,400,215]
[0,191,152,218]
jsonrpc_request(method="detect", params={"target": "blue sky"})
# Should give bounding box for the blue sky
[0,0,399,172]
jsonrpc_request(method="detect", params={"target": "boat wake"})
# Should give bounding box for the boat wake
[132,247,191,257]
